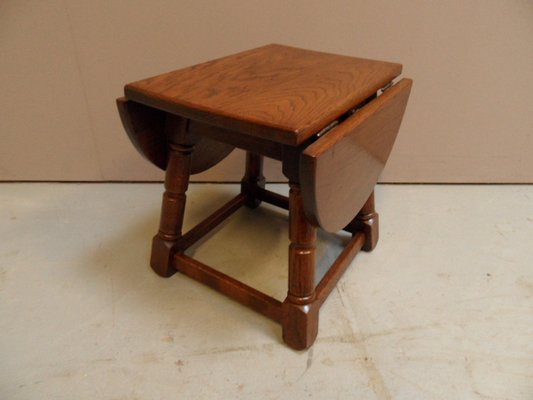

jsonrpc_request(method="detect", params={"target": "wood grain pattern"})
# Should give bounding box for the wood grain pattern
[117,98,234,174]
[300,79,412,232]
[124,44,402,145]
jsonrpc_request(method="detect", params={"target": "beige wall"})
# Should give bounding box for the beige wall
[1,0,532,182]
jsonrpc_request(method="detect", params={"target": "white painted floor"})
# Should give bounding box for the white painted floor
[0,183,532,400]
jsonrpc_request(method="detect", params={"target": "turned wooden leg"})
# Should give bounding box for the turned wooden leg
[240,152,265,208]
[345,190,379,251]
[150,116,193,277]
[282,182,319,350]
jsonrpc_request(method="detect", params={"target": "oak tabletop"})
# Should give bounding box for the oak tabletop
[125,44,402,145]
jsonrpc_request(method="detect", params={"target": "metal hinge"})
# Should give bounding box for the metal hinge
[315,83,393,139]
[379,82,394,94]
[315,120,339,138]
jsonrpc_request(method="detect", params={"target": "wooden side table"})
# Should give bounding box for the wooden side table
[117,44,412,350]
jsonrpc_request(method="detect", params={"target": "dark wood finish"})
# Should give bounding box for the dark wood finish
[117,45,412,350]
[150,114,193,277]
[300,79,412,232]
[240,152,265,208]
[117,97,168,169]
[188,135,235,175]
[189,120,283,161]
[124,44,402,145]
[256,188,373,239]
[117,98,234,174]
[175,254,283,323]
[257,188,289,210]
[282,182,319,350]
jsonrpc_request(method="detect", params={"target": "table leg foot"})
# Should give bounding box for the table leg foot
[282,301,319,350]
[150,236,177,277]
